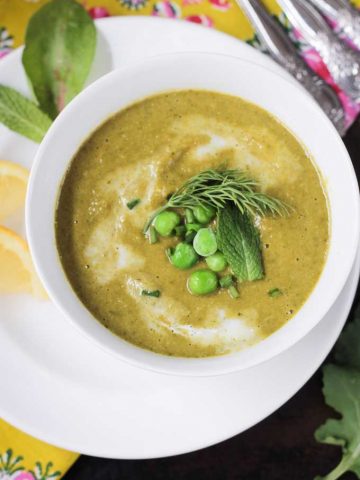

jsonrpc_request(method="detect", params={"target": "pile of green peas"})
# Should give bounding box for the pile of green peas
[149,204,239,298]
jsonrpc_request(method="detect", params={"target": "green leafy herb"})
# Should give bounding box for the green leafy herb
[268,288,283,298]
[141,289,161,298]
[22,0,96,119]
[175,225,186,237]
[126,198,141,210]
[0,85,52,142]
[228,284,239,299]
[217,203,264,282]
[148,226,158,244]
[185,223,201,233]
[143,169,290,233]
[315,306,360,480]
[184,230,196,244]
[219,274,234,288]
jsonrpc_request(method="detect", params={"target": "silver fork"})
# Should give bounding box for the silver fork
[308,0,360,50]
[235,0,345,134]
[277,0,360,102]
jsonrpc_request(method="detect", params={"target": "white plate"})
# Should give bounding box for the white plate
[0,16,358,459]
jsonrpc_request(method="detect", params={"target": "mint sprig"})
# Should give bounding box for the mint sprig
[0,85,52,143]
[217,203,264,282]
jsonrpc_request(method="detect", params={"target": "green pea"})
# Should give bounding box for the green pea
[168,242,198,270]
[193,205,216,224]
[153,210,180,237]
[205,252,227,272]
[187,269,218,295]
[193,228,218,257]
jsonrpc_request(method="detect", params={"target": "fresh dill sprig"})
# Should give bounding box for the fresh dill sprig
[143,169,291,233]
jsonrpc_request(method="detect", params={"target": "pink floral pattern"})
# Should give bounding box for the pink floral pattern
[288,19,360,128]
[0,450,61,480]
[152,1,181,18]
[0,27,13,59]
[185,14,213,27]
[87,6,111,18]
[14,473,35,480]
[247,12,360,130]
[182,0,202,6]
[208,0,231,11]
[301,47,360,128]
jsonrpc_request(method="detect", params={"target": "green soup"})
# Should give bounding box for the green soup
[55,90,329,357]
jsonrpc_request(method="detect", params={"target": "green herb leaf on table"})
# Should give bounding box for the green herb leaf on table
[0,85,52,142]
[217,203,264,282]
[22,0,96,119]
[315,307,360,480]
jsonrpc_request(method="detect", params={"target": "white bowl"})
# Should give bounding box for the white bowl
[26,52,360,376]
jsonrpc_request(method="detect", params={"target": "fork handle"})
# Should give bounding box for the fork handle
[309,0,360,50]
[277,0,360,102]
[235,0,345,134]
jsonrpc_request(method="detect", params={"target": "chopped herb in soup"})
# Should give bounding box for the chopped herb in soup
[55,90,329,358]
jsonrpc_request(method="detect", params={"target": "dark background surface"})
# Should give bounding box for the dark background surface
[64,119,360,480]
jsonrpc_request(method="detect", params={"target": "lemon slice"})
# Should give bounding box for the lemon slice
[0,226,47,299]
[0,160,29,221]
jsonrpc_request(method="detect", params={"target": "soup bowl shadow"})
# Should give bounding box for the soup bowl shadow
[26,52,360,376]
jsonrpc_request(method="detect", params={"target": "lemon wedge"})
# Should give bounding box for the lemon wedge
[0,160,29,221]
[0,225,47,298]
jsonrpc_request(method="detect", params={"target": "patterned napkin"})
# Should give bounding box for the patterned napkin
[0,0,359,477]
[0,421,77,479]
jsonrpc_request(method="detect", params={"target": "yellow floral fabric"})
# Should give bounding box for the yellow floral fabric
[0,420,78,479]
[0,0,263,47]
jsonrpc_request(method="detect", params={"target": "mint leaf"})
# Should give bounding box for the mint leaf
[217,203,264,282]
[0,85,52,142]
[22,0,96,119]
[315,307,360,480]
